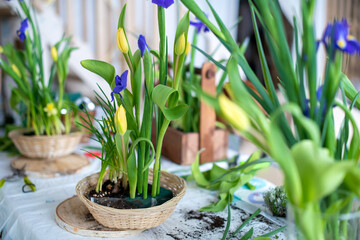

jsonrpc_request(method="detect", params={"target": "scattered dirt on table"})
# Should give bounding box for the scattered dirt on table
[185,210,225,231]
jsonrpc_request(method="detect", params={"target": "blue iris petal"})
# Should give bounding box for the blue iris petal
[111,70,128,102]
[138,35,149,57]
[320,18,360,55]
[16,18,28,42]
[190,16,209,34]
[152,0,174,8]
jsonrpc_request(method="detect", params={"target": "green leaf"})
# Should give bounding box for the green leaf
[192,45,226,71]
[81,60,115,86]
[259,225,287,238]
[152,85,189,121]
[117,4,127,28]
[239,227,253,240]
[191,149,209,187]
[0,179,5,188]
[221,197,231,240]
[291,140,354,203]
[228,208,261,239]
[344,168,360,198]
[180,0,225,40]
[199,193,229,212]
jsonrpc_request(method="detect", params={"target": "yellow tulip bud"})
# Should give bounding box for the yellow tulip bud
[115,105,127,135]
[224,82,235,100]
[11,64,21,77]
[51,46,58,62]
[116,28,129,53]
[175,33,186,55]
[185,42,191,55]
[219,94,250,131]
[0,46,3,54]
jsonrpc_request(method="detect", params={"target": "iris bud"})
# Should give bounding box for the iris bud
[185,42,191,55]
[175,33,186,55]
[117,28,129,53]
[51,46,58,62]
[115,105,127,135]
[11,64,21,77]
[219,94,250,131]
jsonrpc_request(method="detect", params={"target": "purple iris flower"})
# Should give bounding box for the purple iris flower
[16,18,28,42]
[320,18,360,55]
[138,35,149,57]
[152,0,174,8]
[111,70,128,102]
[303,86,333,118]
[190,16,210,33]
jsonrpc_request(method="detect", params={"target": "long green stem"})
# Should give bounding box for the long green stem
[184,30,198,132]
[152,118,170,197]
[121,135,128,189]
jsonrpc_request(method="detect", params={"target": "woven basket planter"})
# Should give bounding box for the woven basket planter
[9,129,83,160]
[76,170,186,230]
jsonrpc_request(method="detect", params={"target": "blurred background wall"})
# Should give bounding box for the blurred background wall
[1,0,359,126]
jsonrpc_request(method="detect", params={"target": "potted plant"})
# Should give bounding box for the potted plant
[153,18,230,165]
[76,1,188,230]
[0,0,81,160]
[182,0,360,239]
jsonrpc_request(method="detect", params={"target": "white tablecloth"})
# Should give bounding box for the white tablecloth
[0,147,286,240]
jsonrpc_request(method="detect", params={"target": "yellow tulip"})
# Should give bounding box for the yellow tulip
[51,46,58,62]
[0,46,3,54]
[175,33,186,55]
[116,28,129,53]
[219,94,250,131]
[185,42,191,55]
[115,105,127,135]
[11,64,21,77]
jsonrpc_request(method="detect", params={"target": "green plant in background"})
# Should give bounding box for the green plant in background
[175,15,246,133]
[263,186,287,217]
[80,1,189,198]
[221,204,286,240]
[181,0,360,239]
[0,0,78,136]
[191,150,270,212]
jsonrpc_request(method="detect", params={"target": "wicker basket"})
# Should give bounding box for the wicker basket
[76,170,186,230]
[9,129,83,160]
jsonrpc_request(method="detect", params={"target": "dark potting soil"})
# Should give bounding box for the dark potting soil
[185,210,225,230]
[87,180,173,209]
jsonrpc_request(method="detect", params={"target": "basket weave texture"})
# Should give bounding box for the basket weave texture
[76,170,186,230]
[9,129,83,159]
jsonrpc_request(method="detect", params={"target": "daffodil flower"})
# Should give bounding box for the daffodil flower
[43,103,58,116]
[17,18,28,42]
[111,70,128,102]
[152,0,174,8]
[138,35,149,57]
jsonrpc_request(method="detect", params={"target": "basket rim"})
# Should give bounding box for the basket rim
[9,128,84,140]
[76,170,186,214]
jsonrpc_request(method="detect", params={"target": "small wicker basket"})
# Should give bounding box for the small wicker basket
[76,170,186,230]
[9,129,83,160]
